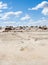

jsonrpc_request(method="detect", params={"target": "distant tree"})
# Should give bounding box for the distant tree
[30,26,34,28]
[39,25,47,30]
[19,26,23,29]
[42,25,47,30]
[4,26,13,32]
[0,26,2,29]
[39,26,42,29]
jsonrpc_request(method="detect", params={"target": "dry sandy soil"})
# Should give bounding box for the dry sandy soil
[0,31,48,65]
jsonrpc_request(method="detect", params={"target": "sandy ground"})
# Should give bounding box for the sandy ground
[0,31,48,65]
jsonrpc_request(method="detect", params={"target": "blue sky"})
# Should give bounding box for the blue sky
[0,0,48,26]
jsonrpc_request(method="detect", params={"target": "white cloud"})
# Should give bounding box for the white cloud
[15,11,22,16]
[20,14,30,21]
[1,11,22,20]
[0,21,16,26]
[26,18,48,26]
[42,7,48,15]
[0,1,8,12]
[28,1,48,15]
[31,1,48,10]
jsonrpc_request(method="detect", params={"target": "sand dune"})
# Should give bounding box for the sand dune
[0,31,48,65]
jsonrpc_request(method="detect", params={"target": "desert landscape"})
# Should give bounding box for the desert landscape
[0,26,48,65]
[0,0,48,65]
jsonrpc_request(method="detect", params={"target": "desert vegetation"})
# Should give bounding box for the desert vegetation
[0,25,48,32]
